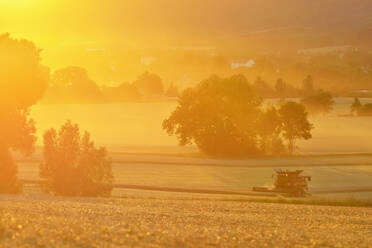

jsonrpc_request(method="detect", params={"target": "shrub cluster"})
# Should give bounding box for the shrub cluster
[40,121,114,197]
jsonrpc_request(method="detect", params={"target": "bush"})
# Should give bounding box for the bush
[40,121,114,197]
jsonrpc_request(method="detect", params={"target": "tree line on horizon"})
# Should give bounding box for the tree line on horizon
[42,67,179,104]
[46,42,372,99]
[40,63,336,114]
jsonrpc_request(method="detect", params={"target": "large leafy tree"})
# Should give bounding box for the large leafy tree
[257,107,285,155]
[0,33,48,193]
[133,72,164,96]
[279,102,313,153]
[163,75,262,157]
[40,121,114,197]
[164,75,314,157]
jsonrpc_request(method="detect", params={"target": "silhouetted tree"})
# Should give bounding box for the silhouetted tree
[257,107,286,155]
[163,75,262,157]
[302,75,315,96]
[0,33,48,194]
[40,121,113,197]
[279,102,313,153]
[301,91,335,115]
[133,72,164,97]
[350,97,362,115]
[44,66,104,103]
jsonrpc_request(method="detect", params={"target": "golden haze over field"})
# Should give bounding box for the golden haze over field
[2,0,372,85]
[1,1,372,247]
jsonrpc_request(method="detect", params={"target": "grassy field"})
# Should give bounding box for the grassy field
[1,193,371,248]
[29,98,372,154]
[16,152,372,200]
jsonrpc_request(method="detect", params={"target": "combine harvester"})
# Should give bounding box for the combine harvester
[253,169,311,197]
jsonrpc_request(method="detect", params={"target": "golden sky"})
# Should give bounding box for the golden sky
[1,0,371,80]
[0,0,272,48]
[0,0,249,72]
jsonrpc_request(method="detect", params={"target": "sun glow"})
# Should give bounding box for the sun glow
[0,0,36,6]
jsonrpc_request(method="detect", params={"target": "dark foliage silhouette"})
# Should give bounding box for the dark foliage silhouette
[133,72,164,97]
[40,121,114,197]
[0,33,48,194]
[301,91,335,115]
[163,75,262,157]
[163,74,313,157]
[279,102,313,153]
[44,66,104,104]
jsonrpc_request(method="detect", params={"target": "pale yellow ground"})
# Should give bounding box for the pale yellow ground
[1,193,371,248]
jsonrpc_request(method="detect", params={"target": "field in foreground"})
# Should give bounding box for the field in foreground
[1,193,372,248]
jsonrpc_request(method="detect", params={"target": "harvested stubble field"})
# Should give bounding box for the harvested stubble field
[1,193,372,248]
[16,153,372,200]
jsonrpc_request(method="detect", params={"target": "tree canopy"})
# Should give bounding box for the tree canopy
[0,33,48,107]
[279,102,313,153]
[301,91,335,115]
[44,66,104,104]
[133,72,164,96]
[163,75,262,157]
[163,74,313,157]
[0,33,48,193]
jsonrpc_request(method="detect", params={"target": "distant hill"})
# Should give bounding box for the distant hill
[183,0,372,52]
[118,0,372,51]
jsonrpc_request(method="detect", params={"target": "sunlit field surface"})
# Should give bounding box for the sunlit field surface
[30,98,372,154]
[1,193,371,247]
[3,1,372,247]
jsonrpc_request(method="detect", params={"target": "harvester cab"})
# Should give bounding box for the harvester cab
[253,169,311,197]
[273,169,311,196]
